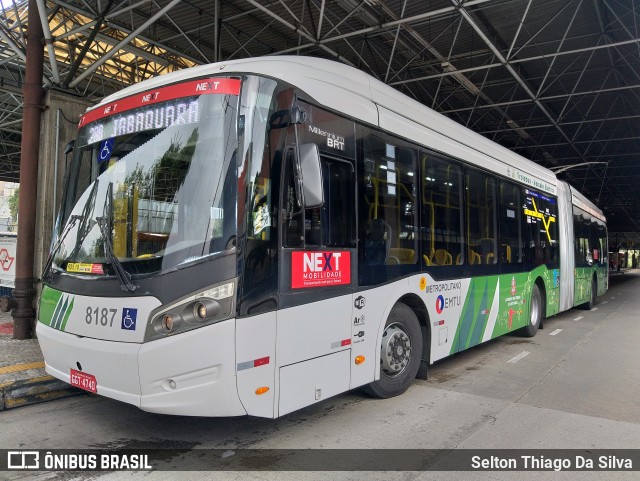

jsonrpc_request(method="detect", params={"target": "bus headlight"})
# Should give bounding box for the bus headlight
[185,298,220,322]
[145,279,236,342]
[194,302,207,320]
[154,313,181,334]
[162,314,175,332]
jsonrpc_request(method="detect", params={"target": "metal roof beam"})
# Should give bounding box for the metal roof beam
[35,0,61,84]
[54,20,97,40]
[265,0,493,57]
[62,0,116,87]
[108,0,153,19]
[0,22,25,62]
[535,0,584,97]
[151,0,210,63]
[321,0,367,39]
[512,135,640,149]
[508,0,576,60]
[390,38,640,86]
[69,0,182,88]
[52,0,203,66]
[441,84,640,114]
[478,113,640,135]
[245,0,355,67]
[384,0,408,83]
[507,0,533,59]
[453,0,588,164]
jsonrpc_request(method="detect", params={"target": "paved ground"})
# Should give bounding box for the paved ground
[0,273,639,480]
[0,310,79,410]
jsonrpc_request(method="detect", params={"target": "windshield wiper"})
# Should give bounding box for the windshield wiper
[42,214,82,283]
[68,179,99,260]
[96,182,137,292]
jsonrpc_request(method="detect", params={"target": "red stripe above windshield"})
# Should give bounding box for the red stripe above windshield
[79,77,241,129]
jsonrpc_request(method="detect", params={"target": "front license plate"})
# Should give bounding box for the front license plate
[69,369,97,393]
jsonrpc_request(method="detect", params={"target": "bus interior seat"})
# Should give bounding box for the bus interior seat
[423,248,435,266]
[501,243,512,263]
[385,255,400,265]
[433,248,452,265]
[468,249,481,265]
[389,247,415,264]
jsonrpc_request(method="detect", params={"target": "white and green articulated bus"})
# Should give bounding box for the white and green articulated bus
[38,56,608,418]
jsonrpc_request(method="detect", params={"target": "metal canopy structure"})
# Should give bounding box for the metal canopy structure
[1,0,639,238]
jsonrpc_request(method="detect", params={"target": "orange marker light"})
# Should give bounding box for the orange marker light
[355,355,365,365]
[255,387,270,395]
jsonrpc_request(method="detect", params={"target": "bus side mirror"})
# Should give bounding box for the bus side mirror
[299,143,323,209]
[64,139,75,155]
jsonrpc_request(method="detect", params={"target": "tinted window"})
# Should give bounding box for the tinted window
[421,153,463,268]
[499,181,522,268]
[305,159,355,247]
[359,129,419,285]
[466,168,498,268]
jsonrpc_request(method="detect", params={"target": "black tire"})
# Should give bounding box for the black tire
[582,277,597,310]
[520,284,542,337]
[363,303,422,399]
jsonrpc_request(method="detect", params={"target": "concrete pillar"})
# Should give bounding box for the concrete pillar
[33,91,91,297]
[13,0,44,339]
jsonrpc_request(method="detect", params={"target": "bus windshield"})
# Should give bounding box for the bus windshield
[51,79,240,277]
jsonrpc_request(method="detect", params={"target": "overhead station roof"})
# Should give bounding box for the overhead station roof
[0,0,639,238]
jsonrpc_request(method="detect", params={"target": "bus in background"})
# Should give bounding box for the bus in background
[37,56,607,418]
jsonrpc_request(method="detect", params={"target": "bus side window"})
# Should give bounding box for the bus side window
[305,159,355,248]
[361,136,418,263]
[282,152,355,249]
[358,130,419,285]
[499,181,522,267]
[574,212,591,267]
[466,168,497,267]
[282,150,304,248]
[421,153,463,267]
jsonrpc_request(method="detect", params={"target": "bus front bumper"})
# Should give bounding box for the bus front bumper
[36,320,247,417]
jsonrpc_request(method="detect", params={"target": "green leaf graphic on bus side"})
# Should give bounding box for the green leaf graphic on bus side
[39,286,74,331]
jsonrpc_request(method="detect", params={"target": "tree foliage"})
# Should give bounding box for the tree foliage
[8,187,19,223]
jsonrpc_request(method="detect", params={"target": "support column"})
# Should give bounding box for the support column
[34,91,91,282]
[13,0,44,339]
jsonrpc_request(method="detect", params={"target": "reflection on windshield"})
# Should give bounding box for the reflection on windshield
[53,89,239,277]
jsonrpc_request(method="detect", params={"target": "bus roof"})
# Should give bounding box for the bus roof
[571,186,606,222]
[91,56,558,192]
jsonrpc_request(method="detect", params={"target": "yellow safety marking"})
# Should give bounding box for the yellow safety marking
[0,361,45,375]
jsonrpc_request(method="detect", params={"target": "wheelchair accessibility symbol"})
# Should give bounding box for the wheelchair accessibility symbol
[98,138,114,164]
[121,308,138,331]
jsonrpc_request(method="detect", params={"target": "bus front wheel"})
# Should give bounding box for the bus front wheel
[363,302,422,399]
[520,284,542,337]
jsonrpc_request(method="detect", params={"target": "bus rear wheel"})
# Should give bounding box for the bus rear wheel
[363,302,422,399]
[520,284,542,337]
[582,277,597,310]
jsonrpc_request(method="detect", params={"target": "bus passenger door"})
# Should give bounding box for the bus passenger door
[276,151,357,416]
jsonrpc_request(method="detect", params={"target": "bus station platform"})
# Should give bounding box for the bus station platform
[0,270,638,412]
[0,311,80,411]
